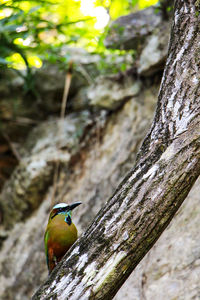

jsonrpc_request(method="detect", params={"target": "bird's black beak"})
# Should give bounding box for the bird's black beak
[68,202,82,211]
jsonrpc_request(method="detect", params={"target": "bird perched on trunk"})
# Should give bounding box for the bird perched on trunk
[44,202,81,274]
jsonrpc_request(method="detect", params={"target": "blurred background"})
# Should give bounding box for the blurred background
[1,1,200,300]
[0,0,158,189]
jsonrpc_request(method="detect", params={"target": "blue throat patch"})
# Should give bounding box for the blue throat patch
[64,214,72,225]
[59,211,72,225]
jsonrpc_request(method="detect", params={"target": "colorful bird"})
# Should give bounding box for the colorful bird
[44,202,81,274]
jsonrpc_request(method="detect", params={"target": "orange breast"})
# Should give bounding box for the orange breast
[46,215,78,272]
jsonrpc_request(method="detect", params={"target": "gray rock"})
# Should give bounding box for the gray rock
[0,81,158,300]
[138,22,170,75]
[105,6,171,76]
[0,111,93,229]
[105,7,162,51]
[88,75,141,110]
[34,63,91,113]
[35,47,101,103]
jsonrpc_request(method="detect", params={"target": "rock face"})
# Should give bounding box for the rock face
[0,4,199,300]
[0,48,133,189]
[88,75,141,110]
[0,111,94,229]
[105,6,171,76]
[138,21,170,75]
[105,7,163,51]
[0,81,158,300]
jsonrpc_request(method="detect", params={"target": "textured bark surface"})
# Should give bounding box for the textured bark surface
[114,177,200,300]
[33,1,200,299]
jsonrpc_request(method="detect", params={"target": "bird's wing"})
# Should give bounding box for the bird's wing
[44,230,49,270]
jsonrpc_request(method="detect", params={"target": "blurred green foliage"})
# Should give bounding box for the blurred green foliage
[0,0,158,92]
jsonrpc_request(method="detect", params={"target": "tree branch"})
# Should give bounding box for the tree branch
[32,1,200,299]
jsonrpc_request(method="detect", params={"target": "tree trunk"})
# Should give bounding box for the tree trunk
[32,1,200,299]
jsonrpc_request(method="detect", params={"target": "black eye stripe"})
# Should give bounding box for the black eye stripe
[51,212,57,219]
[51,207,68,219]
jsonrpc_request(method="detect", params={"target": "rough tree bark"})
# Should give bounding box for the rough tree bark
[33,1,200,299]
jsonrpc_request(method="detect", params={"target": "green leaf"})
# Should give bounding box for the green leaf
[29,5,41,14]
